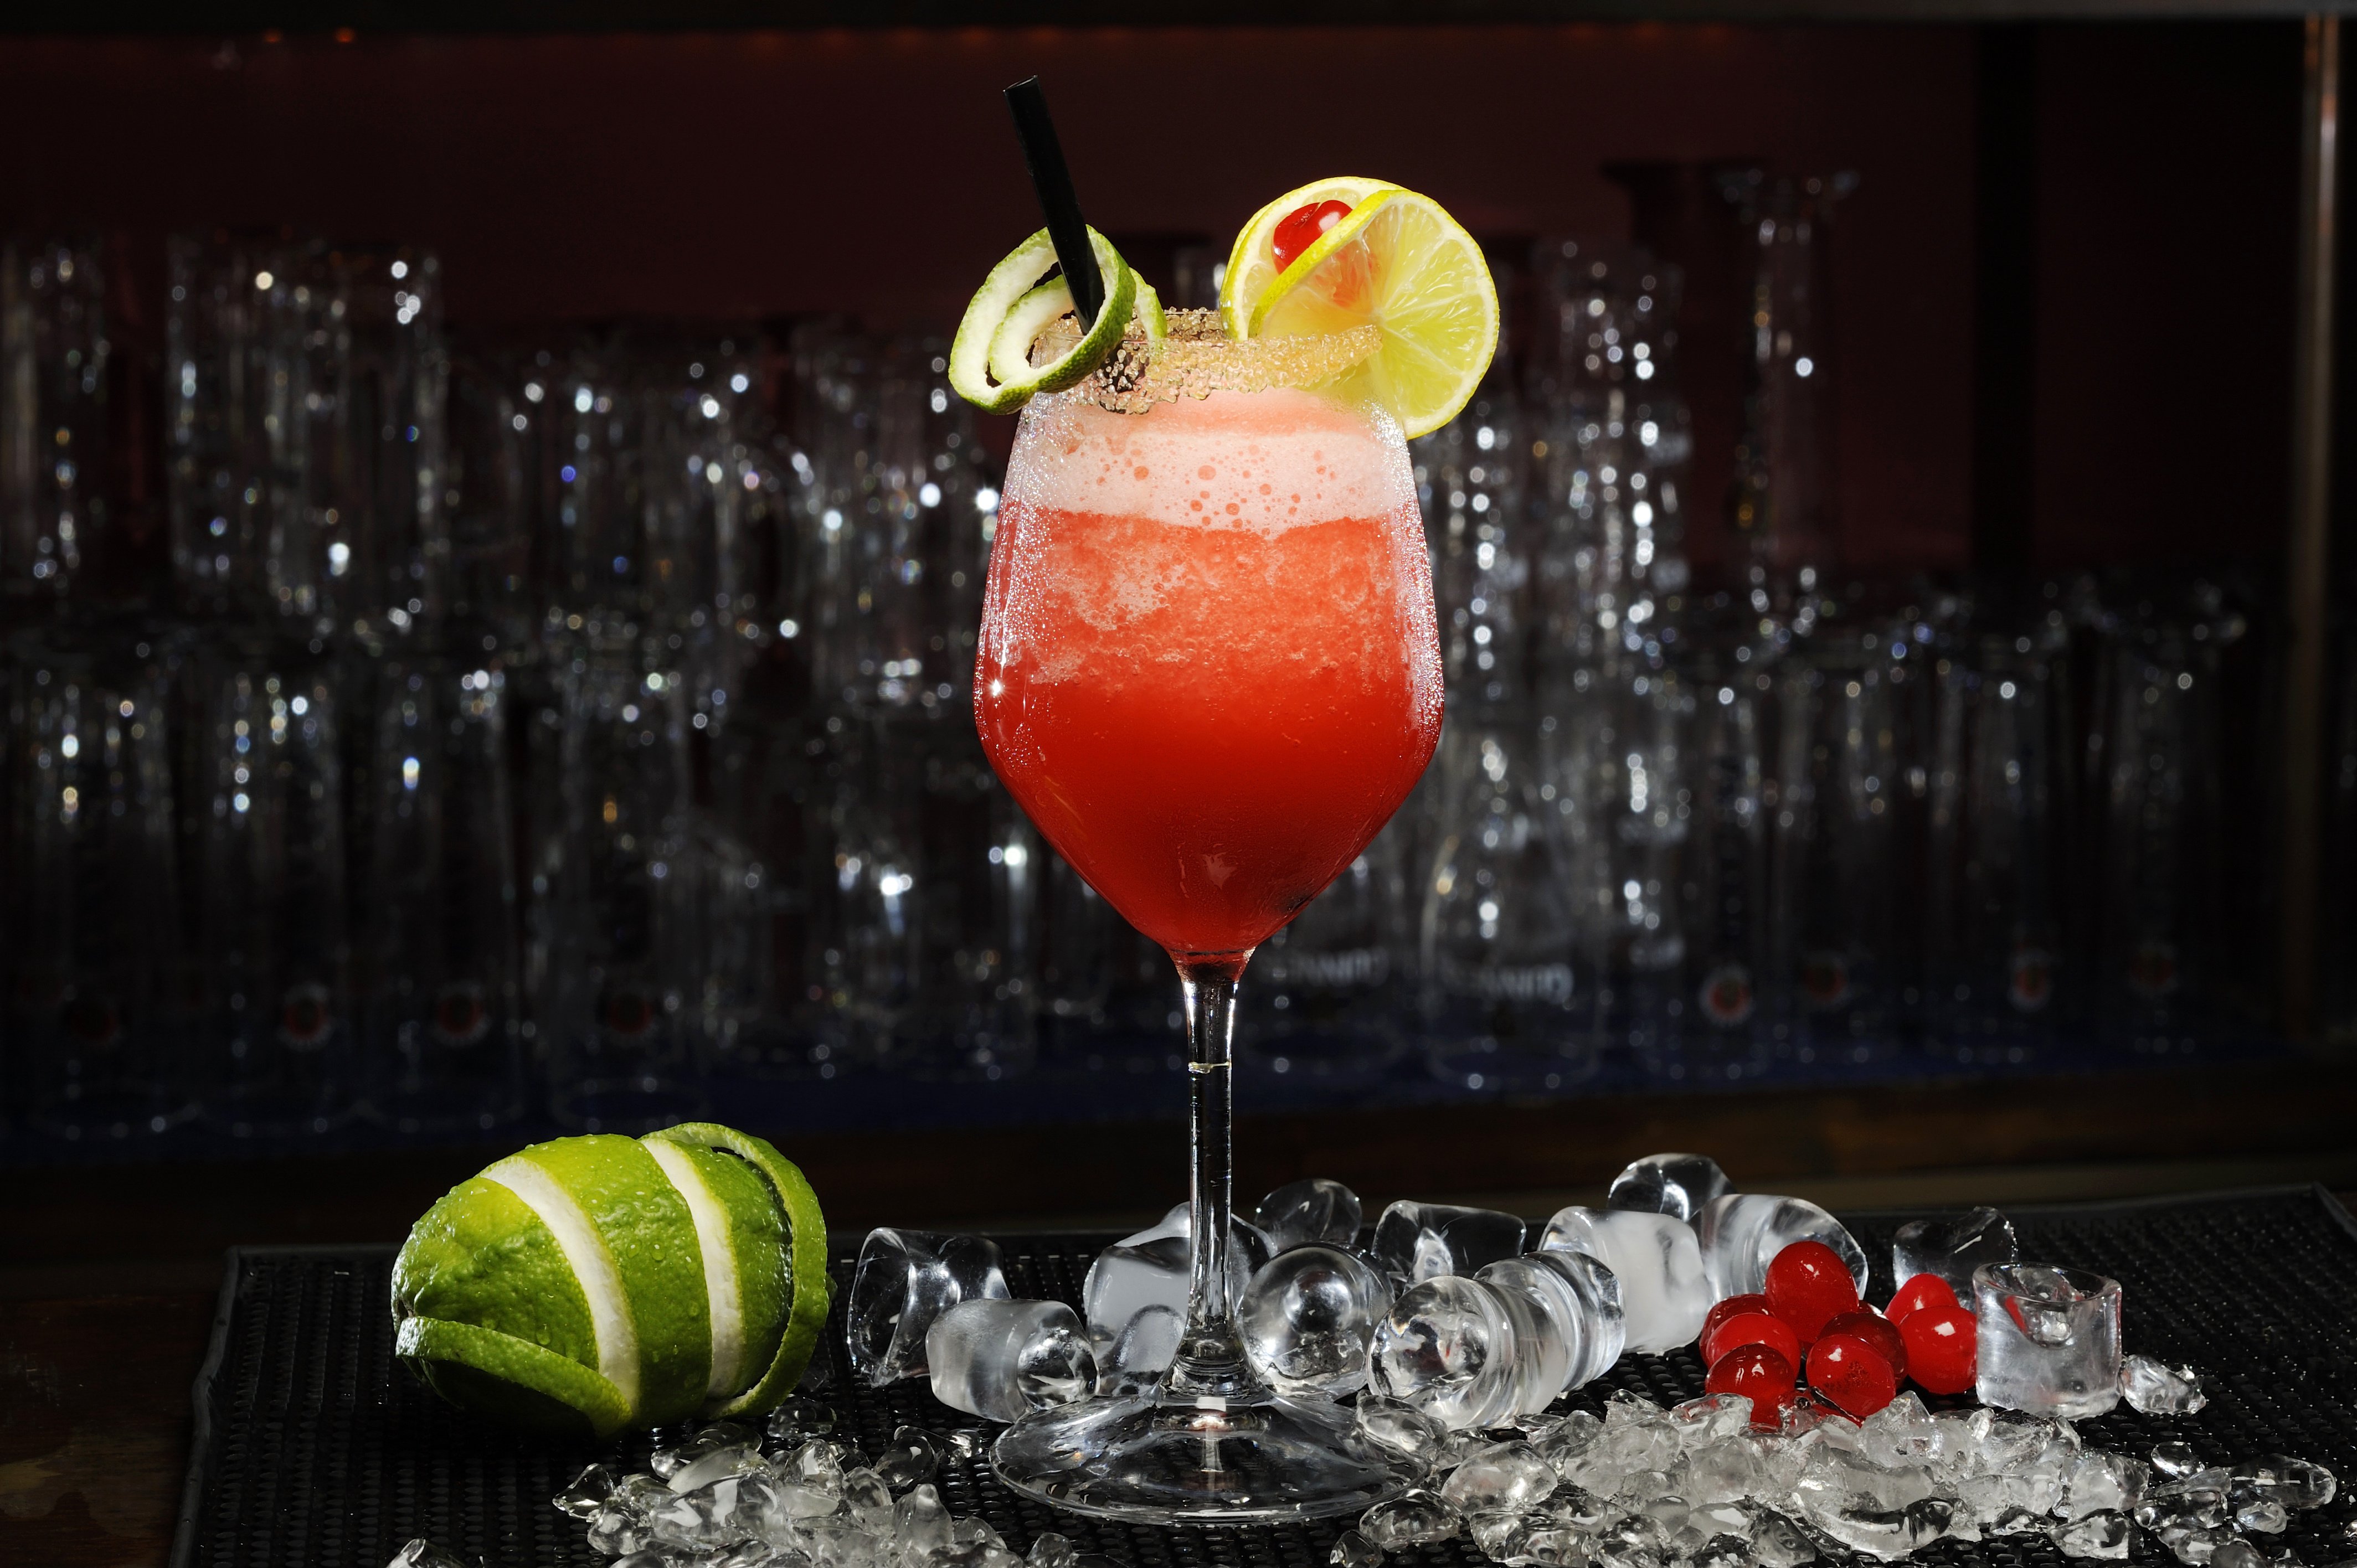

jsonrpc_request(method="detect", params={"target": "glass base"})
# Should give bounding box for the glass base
[992,1384,1417,1524]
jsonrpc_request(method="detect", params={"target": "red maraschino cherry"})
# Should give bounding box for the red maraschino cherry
[1765,1240,1861,1345]
[1820,1308,1907,1383]
[1900,1303,1979,1395]
[1887,1273,1960,1324]
[1272,199,1353,273]
[1808,1331,1898,1419]
[1702,1310,1804,1372]
[1706,1343,1798,1429]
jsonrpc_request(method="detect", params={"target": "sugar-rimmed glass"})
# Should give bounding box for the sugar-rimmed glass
[976,314,1440,1521]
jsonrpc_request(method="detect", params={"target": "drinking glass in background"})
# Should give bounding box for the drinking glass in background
[2,240,111,605]
[192,641,354,1136]
[327,246,448,644]
[1720,171,1854,652]
[542,656,708,1131]
[1923,636,2065,1064]
[1678,661,1772,1080]
[2088,622,2218,1056]
[1532,240,1692,673]
[8,631,192,1138]
[1034,847,1185,1075]
[621,329,766,725]
[441,353,536,653]
[359,654,523,1134]
[165,236,447,635]
[1770,638,1907,1065]
[1597,665,1698,1075]
[1238,826,1412,1085]
[1421,705,1600,1094]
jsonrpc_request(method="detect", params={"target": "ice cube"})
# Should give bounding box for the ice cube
[847,1229,1012,1387]
[1466,1508,1533,1561]
[554,1462,617,1519]
[1521,1526,1586,1566]
[1890,1208,2018,1296]
[1692,1194,1870,1299]
[1372,1200,1527,1285]
[1840,1391,1915,1459]
[2212,1542,2272,1568]
[2238,1500,2290,1534]
[1669,1393,1752,1449]
[895,1485,953,1557]
[2155,1523,2236,1565]
[670,1442,766,1494]
[653,1422,757,1480]
[1354,1395,1448,1468]
[1750,1509,1818,1568]
[653,1475,764,1550]
[1360,1488,1464,1547]
[387,1544,471,1568]
[1478,1250,1627,1396]
[2153,1442,2204,1479]
[708,1543,786,1568]
[1255,1178,1364,1253]
[1097,1305,1182,1391]
[2121,1354,2209,1415]
[1973,1263,2122,1419]
[586,1499,652,1555]
[837,1467,894,1531]
[1082,1206,1270,1376]
[2053,1510,2131,1560]
[1606,1154,1732,1224]
[1021,1534,1074,1568]
[1366,1275,1531,1430]
[1440,1442,1557,1512]
[871,1425,940,1492]
[1684,1436,1768,1503]
[764,1398,840,1452]
[2060,1451,2149,1519]
[924,1298,1096,1422]
[1330,1529,1385,1568]
[1536,1206,1708,1354]
[2235,1456,2338,1510]
[1237,1243,1391,1396]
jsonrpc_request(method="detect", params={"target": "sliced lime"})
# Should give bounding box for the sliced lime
[645,1122,830,1419]
[396,1315,632,1439]
[497,1134,713,1427]
[392,1175,599,1368]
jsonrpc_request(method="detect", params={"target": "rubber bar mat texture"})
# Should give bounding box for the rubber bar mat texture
[170,1187,2357,1568]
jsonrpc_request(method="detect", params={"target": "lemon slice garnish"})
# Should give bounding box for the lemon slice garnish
[1222,182,1499,439]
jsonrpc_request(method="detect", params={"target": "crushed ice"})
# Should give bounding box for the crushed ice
[1333,1388,2337,1567]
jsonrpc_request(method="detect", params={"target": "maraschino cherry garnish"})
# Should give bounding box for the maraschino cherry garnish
[1272,199,1352,272]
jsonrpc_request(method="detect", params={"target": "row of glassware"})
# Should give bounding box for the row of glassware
[0,219,2281,1144]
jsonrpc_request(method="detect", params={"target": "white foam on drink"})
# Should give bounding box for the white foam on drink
[1005,386,1415,535]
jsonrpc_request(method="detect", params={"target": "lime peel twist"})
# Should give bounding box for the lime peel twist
[950,226,1156,412]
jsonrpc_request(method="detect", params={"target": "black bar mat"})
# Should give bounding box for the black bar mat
[169,1186,2357,1568]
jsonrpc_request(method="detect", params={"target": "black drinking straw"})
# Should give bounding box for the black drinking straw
[1003,76,1104,329]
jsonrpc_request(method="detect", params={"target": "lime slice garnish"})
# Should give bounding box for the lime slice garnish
[950,226,1140,412]
[1223,182,1499,440]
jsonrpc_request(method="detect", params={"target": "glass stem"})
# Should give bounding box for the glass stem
[1166,950,1253,1399]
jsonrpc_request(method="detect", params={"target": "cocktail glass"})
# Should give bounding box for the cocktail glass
[975,315,1442,1522]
